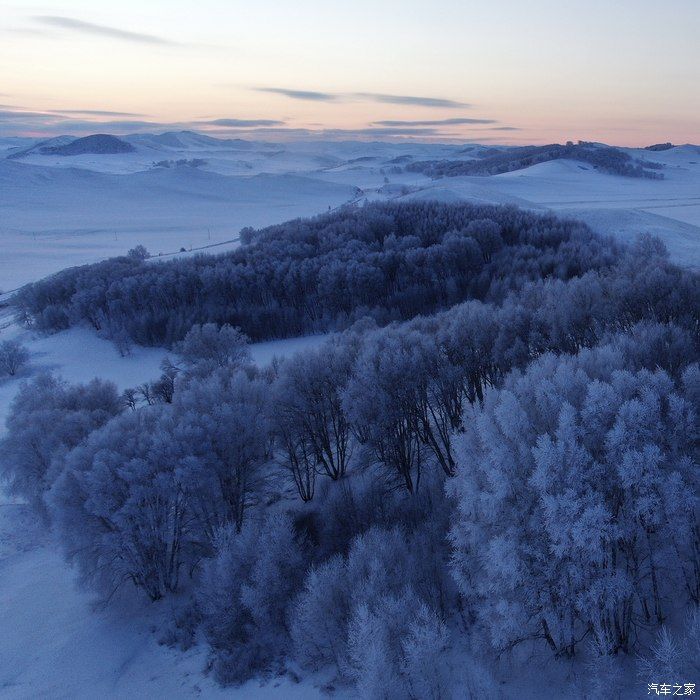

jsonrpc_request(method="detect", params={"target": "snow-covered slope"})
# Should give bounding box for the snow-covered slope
[0,161,358,290]
[3,134,698,293]
[0,509,339,699]
[401,150,700,268]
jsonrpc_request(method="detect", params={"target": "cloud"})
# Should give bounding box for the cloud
[253,87,468,108]
[55,119,167,132]
[218,126,453,139]
[371,119,521,131]
[0,109,170,135]
[0,108,288,136]
[2,27,52,37]
[352,93,470,108]
[372,118,496,126]
[33,16,179,46]
[200,118,286,127]
[48,109,146,117]
[254,87,338,102]
[0,109,56,120]
[323,127,444,137]
[0,105,518,143]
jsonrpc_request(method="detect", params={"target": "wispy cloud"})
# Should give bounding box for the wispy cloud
[0,108,286,137]
[0,105,518,143]
[372,118,496,126]
[33,16,180,46]
[2,27,52,37]
[56,119,169,132]
[325,127,445,137]
[254,87,338,102]
[0,109,56,119]
[235,127,526,143]
[0,109,167,135]
[47,109,147,117]
[200,118,286,127]
[254,87,469,108]
[353,93,470,108]
[222,126,457,139]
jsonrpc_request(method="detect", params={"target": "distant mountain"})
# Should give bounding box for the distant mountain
[6,134,134,159]
[40,134,135,155]
[6,135,74,160]
[125,131,254,151]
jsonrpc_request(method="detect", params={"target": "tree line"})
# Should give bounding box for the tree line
[406,142,664,179]
[15,202,623,346]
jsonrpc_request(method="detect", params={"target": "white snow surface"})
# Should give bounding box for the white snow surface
[0,517,337,698]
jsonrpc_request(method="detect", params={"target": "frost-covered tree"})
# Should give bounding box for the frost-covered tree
[343,331,426,493]
[272,401,317,502]
[346,592,419,700]
[172,369,271,536]
[174,323,250,377]
[0,339,30,377]
[199,514,306,684]
[449,348,699,658]
[289,554,353,670]
[50,369,272,599]
[127,245,150,260]
[346,593,492,700]
[633,608,700,691]
[290,525,453,672]
[0,373,121,516]
[150,357,180,403]
[271,341,355,500]
[343,325,470,491]
[50,406,196,600]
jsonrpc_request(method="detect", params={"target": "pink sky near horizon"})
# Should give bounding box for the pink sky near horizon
[1,1,698,146]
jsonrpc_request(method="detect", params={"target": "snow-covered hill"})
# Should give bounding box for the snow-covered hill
[2,134,699,294]
[400,149,700,268]
[0,159,359,290]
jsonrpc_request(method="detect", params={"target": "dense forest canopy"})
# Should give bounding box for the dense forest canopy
[15,202,624,345]
[3,201,699,696]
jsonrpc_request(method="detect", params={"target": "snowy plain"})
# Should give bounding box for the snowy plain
[1,133,699,698]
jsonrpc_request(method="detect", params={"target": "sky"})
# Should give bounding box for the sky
[1,0,699,145]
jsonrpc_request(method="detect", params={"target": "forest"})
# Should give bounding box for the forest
[15,202,624,345]
[405,143,665,179]
[2,201,698,697]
